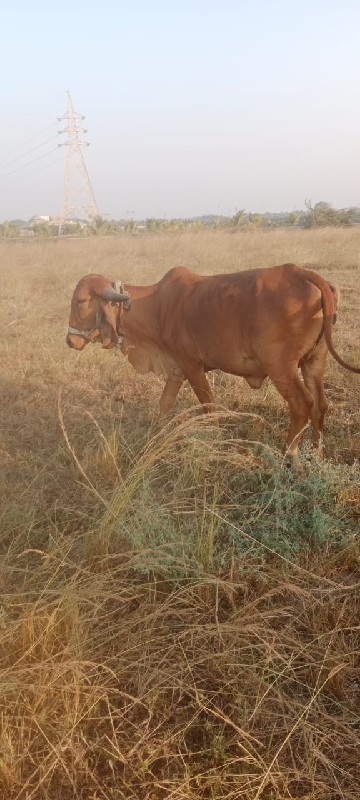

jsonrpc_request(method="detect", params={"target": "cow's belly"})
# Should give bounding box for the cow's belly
[121,340,183,380]
[208,355,267,382]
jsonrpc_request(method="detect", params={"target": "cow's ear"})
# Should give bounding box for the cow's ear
[99,299,118,348]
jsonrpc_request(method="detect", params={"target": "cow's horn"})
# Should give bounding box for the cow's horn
[101,286,130,303]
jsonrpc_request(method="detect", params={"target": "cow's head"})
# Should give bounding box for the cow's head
[66,274,130,351]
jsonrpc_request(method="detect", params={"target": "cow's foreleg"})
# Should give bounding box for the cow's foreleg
[159,377,183,421]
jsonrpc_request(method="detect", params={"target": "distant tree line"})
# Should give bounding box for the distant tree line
[1,202,360,238]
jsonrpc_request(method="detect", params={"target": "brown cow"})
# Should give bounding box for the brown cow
[66,264,360,466]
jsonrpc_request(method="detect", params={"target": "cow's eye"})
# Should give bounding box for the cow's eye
[77,298,86,305]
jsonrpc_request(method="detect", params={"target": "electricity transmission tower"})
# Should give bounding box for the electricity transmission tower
[58,92,99,234]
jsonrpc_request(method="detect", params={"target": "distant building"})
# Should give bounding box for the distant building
[33,215,50,225]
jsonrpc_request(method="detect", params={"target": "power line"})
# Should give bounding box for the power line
[1,153,65,190]
[0,147,59,181]
[0,121,58,163]
[0,134,59,172]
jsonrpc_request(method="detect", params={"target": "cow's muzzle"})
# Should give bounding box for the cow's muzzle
[67,325,100,343]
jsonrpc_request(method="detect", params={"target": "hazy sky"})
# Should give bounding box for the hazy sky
[1,0,360,221]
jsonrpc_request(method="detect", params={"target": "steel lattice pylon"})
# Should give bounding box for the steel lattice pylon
[58,92,99,234]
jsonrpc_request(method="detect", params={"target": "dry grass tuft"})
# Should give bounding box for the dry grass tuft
[0,229,359,798]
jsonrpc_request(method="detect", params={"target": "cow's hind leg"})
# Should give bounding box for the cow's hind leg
[301,346,328,455]
[269,364,314,468]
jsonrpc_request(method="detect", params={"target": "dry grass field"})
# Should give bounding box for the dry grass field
[0,227,359,799]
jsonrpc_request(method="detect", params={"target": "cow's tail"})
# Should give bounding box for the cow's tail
[298,267,360,374]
